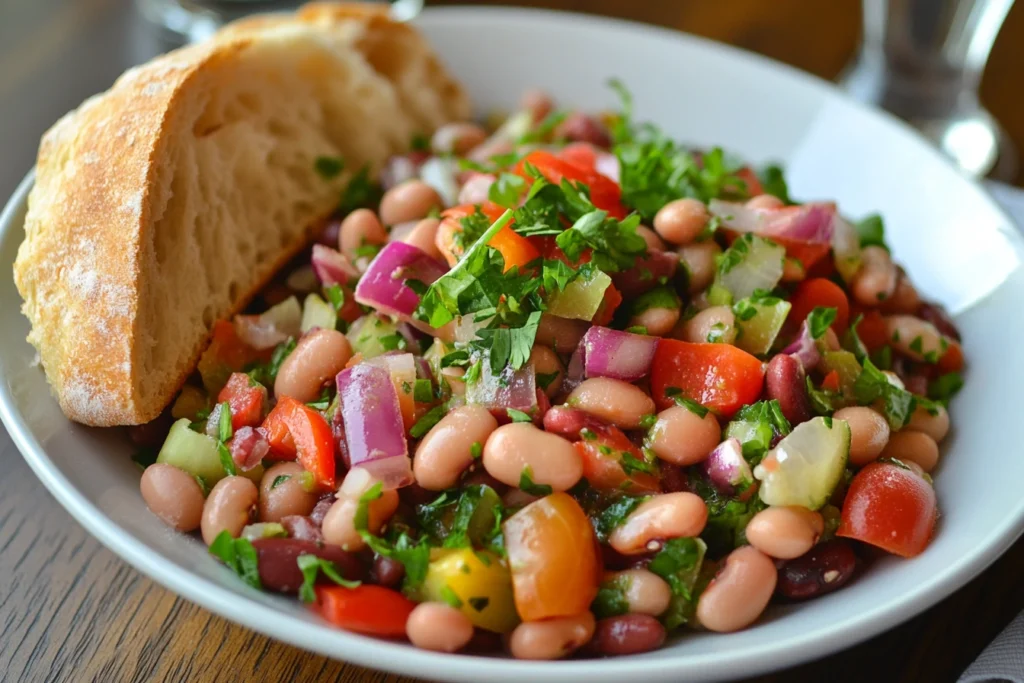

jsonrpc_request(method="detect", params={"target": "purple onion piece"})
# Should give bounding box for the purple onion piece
[336,364,412,490]
[703,438,753,495]
[582,326,659,381]
[354,242,447,321]
[311,244,358,287]
[280,515,324,543]
[465,360,537,413]
[782,320,821,372]
[229,426,270,472]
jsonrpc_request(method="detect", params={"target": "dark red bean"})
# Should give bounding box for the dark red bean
[777,539,857,600]
[460,468,507,493]
[280,515,323,543]
[765,354,812,425]
[659,464,688,493]
[903,374,929,396]
[309,496,334,527]
[399,483,437,506]
[368,555,405,588]
[542,406,588,438]
[465,628,504,653]
[916,302,960,342]
[128,411,174,448]
[612,251,679,298]
[251,538,363,594]
[554,112,612,148]
[588,614,666,656]
[316,219,342,247]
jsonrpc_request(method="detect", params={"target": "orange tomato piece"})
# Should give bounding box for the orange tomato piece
[503,493,601,621]
[438,202,537,271]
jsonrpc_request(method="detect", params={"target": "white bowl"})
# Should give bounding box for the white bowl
[2,7,1023,682]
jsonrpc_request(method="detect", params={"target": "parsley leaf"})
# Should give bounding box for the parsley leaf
[591,495,649,542]
[208,531,262,590]
[247,338,296,387]
[314,156,345,180]
[488,173,527,209]
[592,575,631,619]
[217,442,237,477]
[929,372,964,402]
[217,401,233,443]
[338,165,379,214]
[297,554,361,602]
[664,388,710,418]
[853,358,914,428]
[647,537,707,630]
[518,467,553,497]
[856,214,888,250]
[807,307,838,339]
[758,163,792,204]
[413,378,434,403]
[507,408,532,423]
[271,475,291,489]
[354,484,432,592]
[410,404,447,439]
[724,400,791,464]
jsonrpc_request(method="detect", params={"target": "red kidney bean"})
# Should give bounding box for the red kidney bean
[465,628,504,654]
[765,354,812,425]
[588,614,666,656]
[316,219,342,247]
[542,405,589,438]
[280,515,323,543]
[251,538,363,594]
[916,302,961,341]
[310,496,334,527]
[368,555,405,588]
[128,411,174,448]
[554,112,612,148]
[659,464,688,493]
[777,539,857,600]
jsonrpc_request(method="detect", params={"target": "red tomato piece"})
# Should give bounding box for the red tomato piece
[821,370,841,393]
[315,584,416,637]
[852,309,889,351]
[260,397,336,489]
[591,283,623,327]
[937,340,964,373]
[650,340,766,418]
[558,142,599,170]
[734,166,764,197]
[573,424,661,494]
[514,150,627,218]
[217,372,267,430]
[837,461,937,557]
[789,278,851,334]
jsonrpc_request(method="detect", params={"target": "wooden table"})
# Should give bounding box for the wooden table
[4,2,1024,682]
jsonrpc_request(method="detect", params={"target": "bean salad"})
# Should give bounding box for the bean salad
[132,83,964,659]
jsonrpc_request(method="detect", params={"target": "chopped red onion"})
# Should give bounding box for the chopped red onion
[564,345,586,393]
[380,154,421,190]
[782,321,821,371]
[234,296,302,350]
[354,242,447,320]
[612,250,679,298]
[229,426,270,472]
[311,244,359,286]
[703,438,753,495]
[310,496,334,527]
[708,200,836,244]
[466,360,538,414]
[582,326,659,381]
[280,515,324,543]
[458,172,496,205]
[419,156,460,207]
[336,364,412,490]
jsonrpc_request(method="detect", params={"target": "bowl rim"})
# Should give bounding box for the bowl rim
[3,6,1023,682]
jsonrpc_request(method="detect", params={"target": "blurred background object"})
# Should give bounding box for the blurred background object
[841,0,1016,180]
[136,0,423,42]
[2,0,1024,201]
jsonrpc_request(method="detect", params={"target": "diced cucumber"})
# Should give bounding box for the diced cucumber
[734,299,791,355]
[754,416,850,510]
[157,418,227,484]
[346,313,401,359]
[821,350,862,394]
[715,234,785,301]
[545,269,612,321]
[301,293,337,333]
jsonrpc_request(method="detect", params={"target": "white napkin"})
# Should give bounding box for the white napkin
[956,181,1024,683]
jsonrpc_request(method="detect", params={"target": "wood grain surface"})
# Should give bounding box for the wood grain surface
[4,1,1024,682]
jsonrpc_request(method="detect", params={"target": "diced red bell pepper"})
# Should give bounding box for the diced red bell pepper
[217,372,267,430]
[821,370,841,393]
[315,584,416,637]
[260,397,336,489]
[591,283,623,327]
[734,166,765,197]
[650,340,766,418]
[573,424,661,494]
[851,309,890,351]
[789,278,851,334]
[514,150,627,219]
[440,202,537,271]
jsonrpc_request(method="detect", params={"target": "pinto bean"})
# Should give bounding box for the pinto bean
[745,506,824,560]
[852,246,897,306]
[567,377,656,429]
[274,328,353,403]
[696,546,777,632]
[681,306,736,344]
[881,430,940,472]
[906,403,950,443]
[431,122,488,156]
[536,313,589,353]
[646,405,721,466]
[482,423,582,492]
[529,345,565,398]
[609,492,708,555]
[677,241,721,293]
[338,209,388,263]
[654,199,709,246]
[607,568,672,616]
[414,405,499,490]
[140,464,205,532]
[379,180,443,226]
[509,613,595,660]
[201,476,258,545]
[407,603,475,653]
[884,315,949,363]
[833,407,890,466]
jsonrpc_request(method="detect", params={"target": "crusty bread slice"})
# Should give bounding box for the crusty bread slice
[13,3,470,426]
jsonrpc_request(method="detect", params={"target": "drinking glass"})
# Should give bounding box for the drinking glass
[841,0,1016,180]
[137,0,423,44]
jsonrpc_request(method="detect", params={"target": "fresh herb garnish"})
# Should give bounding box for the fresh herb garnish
[271,475,291,489]
[338,165,379,214]
[507,408,532,423]
[217,402,233,442]
[518,467,553,496]
[664,388,710,418]
[591,495,649,542]
[439,585,463,608]
[929,372,964,402]
[314,155,345,180]
[488,173,528,209]
[758,163,792,204]
[807,307,838,340]
[296,554,361,602]
[413,378,434,403]
[410,404,447,439]
[647,537,707,630]
[354,483,431,592]
[208,531,262,590]
[856,214,888,250]
[853,358,914,429]
[324,284,345,312]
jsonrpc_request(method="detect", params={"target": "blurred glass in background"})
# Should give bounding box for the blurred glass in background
[841,0,1015,180]
[136,0,423,42]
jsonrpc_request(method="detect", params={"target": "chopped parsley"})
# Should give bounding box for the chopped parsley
[410,404,447,439]
[929,372,964,403]
[507,408,532,423]
[592,575,631,619]
[757,163,792,204]
[354,483,431,592]
[488,172,528,209]
[439,585,463,608]
[413,378,434,403]
[324,284,345,312]
[296,554,361,602]
[664,388,710,418]
[271,475,291,489]
[647,537,707,630]
[807,307,838,339]
[591,494,648,542]
[856,214,888,250]
[338,165,379,214]
[518,467,553,496]
[314,155,345,180]
[853,358,914,429]
[208,531,261,590]
[247,337,296,387]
